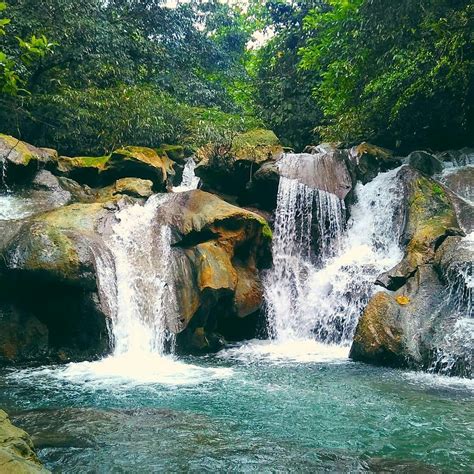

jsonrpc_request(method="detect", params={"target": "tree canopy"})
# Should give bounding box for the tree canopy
[0,0,472,154]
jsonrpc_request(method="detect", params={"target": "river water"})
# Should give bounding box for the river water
[0,345,473,472]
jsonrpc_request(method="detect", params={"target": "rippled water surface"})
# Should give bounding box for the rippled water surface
[1,341,473,473]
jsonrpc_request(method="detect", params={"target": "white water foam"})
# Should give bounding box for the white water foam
[265,165,404,348]
[173,157,200,192]
[15,354,232,388]
[404,370,474,392]
[0,194,38,220]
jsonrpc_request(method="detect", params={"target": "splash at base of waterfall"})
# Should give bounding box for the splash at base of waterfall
[40,193,228,386]
[218,339,349,364]
[19,353,232,387]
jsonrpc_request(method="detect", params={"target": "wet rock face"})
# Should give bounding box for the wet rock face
[376,167,462,290]
[351,166,472,377]
[0,201,118,364]
[440,166,474,203]
[347,142,401,184]
[279,150,353,201]
[0,410,49,473]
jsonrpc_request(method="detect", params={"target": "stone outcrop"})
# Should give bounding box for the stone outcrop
[0,135,55,185]
[376,167,462,290]
[54,146,176,191]
[0,410,49,473]
[156,190,272,352]
[347,142,401,184]
[0,168,272,361]
[0,197,122,364]
[279,148,353,201]
[195,129,283,210]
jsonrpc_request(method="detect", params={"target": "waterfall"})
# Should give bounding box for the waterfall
[40,193,232,385]
[173,158,200,192]
[96,194,178,357]
[1,159,8,190]
[265,164,404,346]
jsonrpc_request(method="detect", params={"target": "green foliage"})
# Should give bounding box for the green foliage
[0,2,54,95]
[0,0,261,155]
[249,1,325,150]
[299,0,474,149]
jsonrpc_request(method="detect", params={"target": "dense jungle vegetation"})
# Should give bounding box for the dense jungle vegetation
[0,0,472,155]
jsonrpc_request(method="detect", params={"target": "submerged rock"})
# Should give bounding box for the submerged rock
[0,410,49,473]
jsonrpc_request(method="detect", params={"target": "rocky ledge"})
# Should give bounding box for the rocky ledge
[0,131,273,363]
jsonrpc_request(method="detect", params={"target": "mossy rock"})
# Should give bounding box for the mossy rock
[0,201,115,364]
[156,144,186,163]
[348,142,401,184]
[0,410,49,473]
[231,129,282,164]
[377,167,462,290]
[0,134,55,185]
[54,146,176,191]
[408,150,444,176]
[195,129,283,199]
[349,292,406,367]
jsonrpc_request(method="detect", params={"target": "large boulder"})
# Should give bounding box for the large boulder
[0,135,55,186]
[54,146,176,191]
[156,190,272,352]
[439,165,474,203]
[279,146,353,201]
[0,410,49,473]
[0,200,121,364]
[195,129,283,207]
[350,166,472,376]
[376,167,462,290]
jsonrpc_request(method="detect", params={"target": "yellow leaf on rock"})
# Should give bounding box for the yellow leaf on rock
[396,295,410,305]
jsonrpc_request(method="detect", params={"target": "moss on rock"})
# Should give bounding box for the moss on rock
[0,410,49,473]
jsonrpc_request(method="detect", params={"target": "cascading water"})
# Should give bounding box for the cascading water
[173,157,200,192]
[264,174,346,341]
[102,194,178,356]
[264,159,404,348]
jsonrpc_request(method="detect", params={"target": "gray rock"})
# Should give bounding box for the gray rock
[408,150,444,176]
